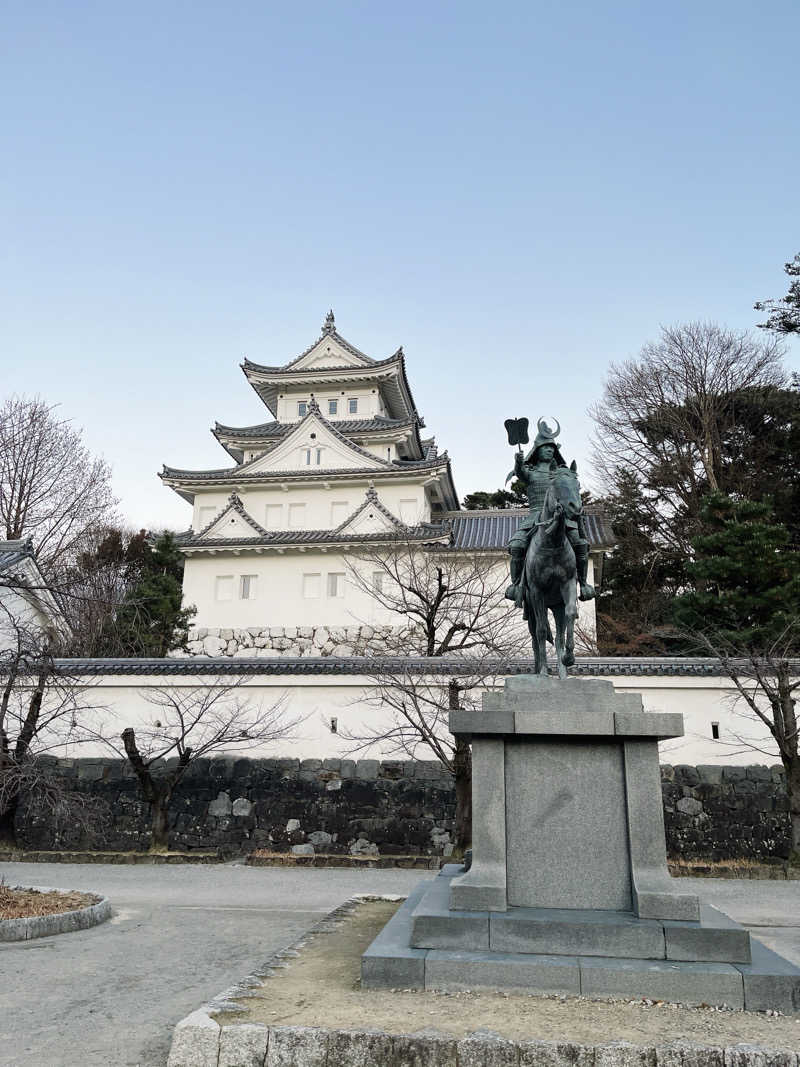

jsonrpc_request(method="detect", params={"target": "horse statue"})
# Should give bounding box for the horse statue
[523,462,583,678]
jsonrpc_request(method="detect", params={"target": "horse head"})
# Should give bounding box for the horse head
[544,464,582,523]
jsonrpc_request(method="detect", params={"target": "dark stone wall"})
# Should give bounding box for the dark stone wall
[15,757,793,860]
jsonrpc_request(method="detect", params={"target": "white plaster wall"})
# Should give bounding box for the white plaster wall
[183,551,410,629]
[276,385,384,423]
[53,670,780,766]
[0,584,53,652]
[192,481,429,533]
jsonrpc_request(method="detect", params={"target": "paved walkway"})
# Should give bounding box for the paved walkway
[0,862,798,1067]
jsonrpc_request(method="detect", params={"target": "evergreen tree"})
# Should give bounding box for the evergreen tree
[755,253,800,335]
[674,494,800,862]
[115,532,195,657]
[462,481,527,509]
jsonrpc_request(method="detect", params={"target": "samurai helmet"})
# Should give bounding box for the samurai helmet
[524,417,566,465]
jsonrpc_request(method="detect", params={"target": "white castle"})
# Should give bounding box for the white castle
[161,313,611,656]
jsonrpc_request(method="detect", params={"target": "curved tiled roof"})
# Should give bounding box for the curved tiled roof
[193,493,268,540]
[445,508,615,551]
[40,656,776,678]
[214,415,415,439]
[242,348,401,376]
[161,453,451,484]
[178,522,451,550]
[0,538,37,572]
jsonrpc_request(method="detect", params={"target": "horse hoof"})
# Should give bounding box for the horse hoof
[562,653,575,667]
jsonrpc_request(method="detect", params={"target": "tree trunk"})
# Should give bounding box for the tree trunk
[785,756,800,866]
[453,737,472,853]
[0,797,17,847]
[149,790,171,853]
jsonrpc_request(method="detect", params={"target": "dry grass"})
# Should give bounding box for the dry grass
[0,881,99,920]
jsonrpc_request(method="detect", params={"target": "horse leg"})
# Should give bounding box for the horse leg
[561,578,577,668]
[531,594,549,675]
[551,602,567,679]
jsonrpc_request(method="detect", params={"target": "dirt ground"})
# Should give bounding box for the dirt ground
[0,883,99,919]
[231,900,800,1050]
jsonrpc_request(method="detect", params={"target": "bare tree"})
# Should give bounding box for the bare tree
[0,395,118,575]
[688,627,800,864]
[114,681,304,852]
[590,322,787,557]
[0,604,106,847]
[342,538,528,851]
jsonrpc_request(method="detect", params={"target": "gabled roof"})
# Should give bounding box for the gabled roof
[194,493,268,540]
[0,538,37,572]
[242,346,420,423]
[177,521,452,553]
[333,487,405,536]
[280,310,375,369]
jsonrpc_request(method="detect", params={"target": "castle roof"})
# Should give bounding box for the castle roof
[444,508,615,552]
[213,414,424,461]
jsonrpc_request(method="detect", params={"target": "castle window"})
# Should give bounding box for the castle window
[288,503,306,528]
[302,573,321,599]
[711,722,720,740]
[305,449,312,465]
[239,575,258,600]
[215,576,234,601]
[316,448,323,465]
[348,397,358,414]
[328,399,338,415]
[327,572,346,598]
[264,504,283,529]
[298,401,308,416]
[399,498,417,524]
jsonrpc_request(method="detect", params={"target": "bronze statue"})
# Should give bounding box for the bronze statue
[504,417,595,676]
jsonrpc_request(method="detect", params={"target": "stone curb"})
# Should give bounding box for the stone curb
[0,849,222,865]
[167,896,800,1067]
[0,885,112,942]
[247,852,443,870]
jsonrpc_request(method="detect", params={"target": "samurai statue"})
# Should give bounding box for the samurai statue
[504,417,595,606]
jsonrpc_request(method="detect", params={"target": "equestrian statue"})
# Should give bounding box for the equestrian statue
[503,416,595,678]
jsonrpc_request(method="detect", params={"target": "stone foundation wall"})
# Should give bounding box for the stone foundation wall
[14,758,793,861]
[172,625,399,658]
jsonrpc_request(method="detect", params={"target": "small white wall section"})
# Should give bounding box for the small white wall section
[276,386,385,423]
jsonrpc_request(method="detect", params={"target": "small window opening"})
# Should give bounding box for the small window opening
[711,722,720,740]
[330,716,338,734]
[348,397,358,414]
[298,401,308,416]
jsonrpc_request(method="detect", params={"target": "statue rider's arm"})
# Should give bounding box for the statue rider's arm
[514,450,531,484]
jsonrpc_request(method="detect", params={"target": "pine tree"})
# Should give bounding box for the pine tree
[674,494,800,863]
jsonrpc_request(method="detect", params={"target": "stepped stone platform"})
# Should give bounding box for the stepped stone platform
[362,676,800,1013]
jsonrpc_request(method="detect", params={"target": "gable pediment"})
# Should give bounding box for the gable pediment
[199,495,267,539]
[242,412,388,473]
[291,336,370,371]
[335,489,404,535]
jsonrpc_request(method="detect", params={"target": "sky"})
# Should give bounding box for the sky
[1,0,798,531]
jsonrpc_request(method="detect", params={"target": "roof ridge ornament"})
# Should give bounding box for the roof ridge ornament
[322,309,335,335]
[308,397,321,414]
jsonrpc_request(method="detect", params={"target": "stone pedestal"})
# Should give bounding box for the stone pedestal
[361,675,800,1013]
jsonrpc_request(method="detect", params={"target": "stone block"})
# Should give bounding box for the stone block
[391,1030,458,1066]
[696,765,724,785]
[231,798,253,818]
[425,949,580,994]
[505,739,631,910]
[457,1030,519,1066]
[614,712,683,740]
[449,709,514,737]
[291,843,314,856]
[219,1023,269,1067]
[356,760,380,780]
[167,1010,220,1067]
[578,956,743,1008]
[286,819,301,832]
[675,798,704,817]
[326,1029,395,1066]
[266,1026,328,1066]
[410,876,489,950]
[490,908,666,960]
[208,792,232,817]
[594,1044,656,1067]
[340,759,356,778]
[519,1040,594,1067]
[361,882,429,989]
[664,906,751,964]
[300,759,322,772]
[655,1044,724,1067]
[308,830,332,847]
[513,709,615,736]
[736,937,800,1014]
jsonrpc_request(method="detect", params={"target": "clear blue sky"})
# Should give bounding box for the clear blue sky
[2,1,798,530]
